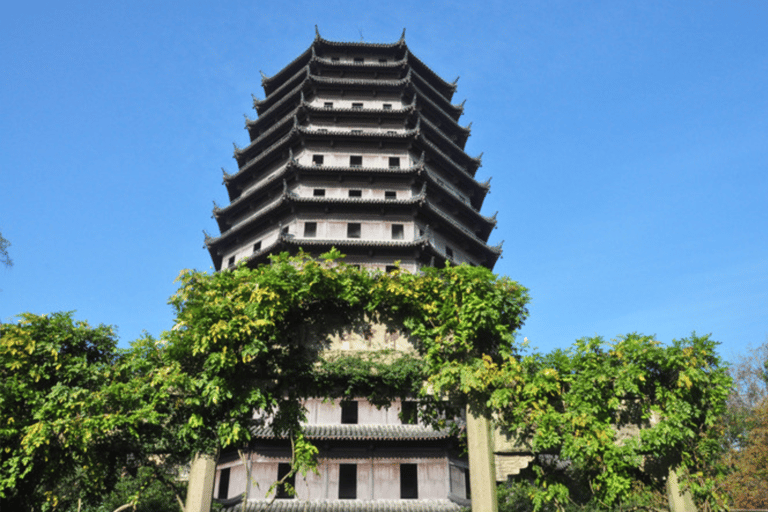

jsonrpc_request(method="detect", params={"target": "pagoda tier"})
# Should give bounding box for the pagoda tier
[206,33,501,274]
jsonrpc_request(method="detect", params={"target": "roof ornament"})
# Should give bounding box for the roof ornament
[466,121,473,131]
[475,152,484,164]
[251,93,261,109]
[221,167,232,179]
[399,28,406,42]
[458,99,466,112]
[418,181,427,200]
[314,25,321,40]
[259,70,268,85]
[452,76,460,85]
[491,211,498,221]
[203,230,213,243]
[481,176,492,189]
[232,142,241,158]
[494,240,505,251]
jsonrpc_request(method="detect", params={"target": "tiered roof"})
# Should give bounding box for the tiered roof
[206,31,501,271]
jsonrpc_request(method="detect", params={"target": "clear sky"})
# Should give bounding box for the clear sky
[1,1,766,362]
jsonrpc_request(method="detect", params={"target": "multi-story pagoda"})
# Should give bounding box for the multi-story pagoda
[205,28,501,274]
[206,30,503,511]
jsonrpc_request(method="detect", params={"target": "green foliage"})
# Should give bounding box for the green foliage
[163,250,530,475]
[498,478,665,512]
[0,313,189,511]
[315,350,426,407]
[487,333,732,510]
[64,466,185,512]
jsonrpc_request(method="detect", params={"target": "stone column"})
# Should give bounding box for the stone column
[185,453,217,512]
[467,409,498,512]
[667,466,697,512]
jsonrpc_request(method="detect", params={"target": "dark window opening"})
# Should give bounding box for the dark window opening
[351,129,363,135]
[312,154,324,165]
[354,57,364,63]
[227,256,235,268]
[391,224,404,240]
[313,188,325,197]
[341,400,358,424]
[217,467,230,500]
[379,58,387,64]
[304,222,317,238]
[401,401,417,424]
[384,190,397,200]
[389,157,400,168]
[351,102,363,109]
[446,246,454,258]
[339,464,357,499]
[276,463,295,499]
[347,223,361,239]
[253,241,262,253]
[324,102,333,108]
[317,128,328,133]
[383,103,392,110]
[281,226,289,235]
[348,189,362,198]
[385,265,398,273]
[400,464,418,499]
[350,155,362,167]
[386,130,396,135]
[331,57,340,62]
[465,469,471,499]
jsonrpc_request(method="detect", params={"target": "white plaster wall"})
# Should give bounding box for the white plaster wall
[305,398,416,426]
[418,459,449,499]
[372,461,399,500]
[222,226,282,268]
[299,144,407,169]
[220,451,450,501]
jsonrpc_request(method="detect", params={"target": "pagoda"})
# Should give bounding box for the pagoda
[206,29,503,511]
[205,28,501,275]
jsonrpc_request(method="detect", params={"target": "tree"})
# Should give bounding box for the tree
[721,339,768,508]
[723,397,768,508]
[475,333,732,510]
[0,230,10,267]
[0,313,189,511]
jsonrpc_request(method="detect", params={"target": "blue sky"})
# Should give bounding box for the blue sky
[1,1,766,362]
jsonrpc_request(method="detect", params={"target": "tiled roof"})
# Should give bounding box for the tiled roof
[219,499,461,512]
[410,85,469,138]
[249,424,451,441]
[314,55,408,71]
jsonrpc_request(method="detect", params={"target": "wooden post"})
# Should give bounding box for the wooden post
[467,408,498,512]
[185,453,217,512]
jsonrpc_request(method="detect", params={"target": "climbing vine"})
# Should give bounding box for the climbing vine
[163,249,530,465]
